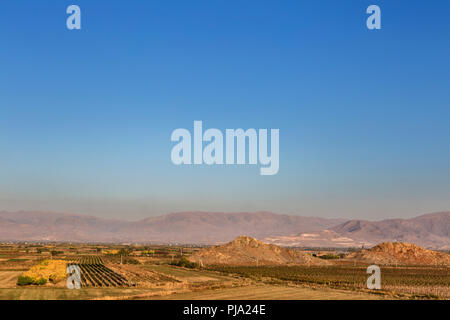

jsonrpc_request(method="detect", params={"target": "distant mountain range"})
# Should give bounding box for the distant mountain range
[0,210,448,249]
[264,212,450,250]
[0,211,343,244]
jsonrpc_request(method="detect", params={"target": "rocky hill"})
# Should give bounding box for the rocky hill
[188,236,328,266]
[346,242,450,266]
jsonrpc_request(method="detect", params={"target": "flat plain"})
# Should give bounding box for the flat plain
[0,242,448,300]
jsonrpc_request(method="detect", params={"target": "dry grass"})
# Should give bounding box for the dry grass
[0,271,23,288]
[144,284,385,300]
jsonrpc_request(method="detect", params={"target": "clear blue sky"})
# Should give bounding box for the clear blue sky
[1,1,449,220]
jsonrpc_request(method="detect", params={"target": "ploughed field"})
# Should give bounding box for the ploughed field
[70,256,131,287]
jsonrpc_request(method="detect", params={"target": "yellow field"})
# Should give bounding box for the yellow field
[20,259,67,285]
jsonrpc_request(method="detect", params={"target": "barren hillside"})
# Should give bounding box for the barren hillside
[188,236,328,266]
[346,242,450,266]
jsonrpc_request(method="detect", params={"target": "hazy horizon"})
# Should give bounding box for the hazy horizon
[0,207,448,222]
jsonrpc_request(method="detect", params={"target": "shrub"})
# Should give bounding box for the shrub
[318,254,341,260]
[170,256,198,269]
[17,276,34,286]
[34,277,48,285]
[17,275,48,286]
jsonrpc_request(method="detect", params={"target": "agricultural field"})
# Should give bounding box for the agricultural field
[0,243,245,299]
[0,243,448,300]
[70,256,131,287]
[147,284,384,300]
[206,265,450,299]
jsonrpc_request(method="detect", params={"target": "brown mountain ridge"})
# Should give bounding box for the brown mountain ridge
[0,211,344,244]
[264,212,450,250]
